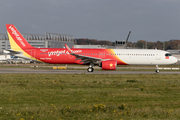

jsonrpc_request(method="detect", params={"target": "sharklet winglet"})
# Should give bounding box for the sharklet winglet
[65,44,73,54]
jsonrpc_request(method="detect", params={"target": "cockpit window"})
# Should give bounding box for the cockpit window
[165,53,172,56]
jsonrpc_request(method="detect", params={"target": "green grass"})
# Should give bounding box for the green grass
[0,74,180,119]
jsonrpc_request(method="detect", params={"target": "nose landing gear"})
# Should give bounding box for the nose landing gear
[156,65,159,73]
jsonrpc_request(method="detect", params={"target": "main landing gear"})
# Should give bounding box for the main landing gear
[156,65,160,73]
[87,62,94,72]
[87,67,94,72]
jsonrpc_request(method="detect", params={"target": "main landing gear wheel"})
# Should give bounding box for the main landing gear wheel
[87,67,94,72]
[156,69,159,73]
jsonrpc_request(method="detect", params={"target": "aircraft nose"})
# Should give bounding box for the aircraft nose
[172,57,178,64]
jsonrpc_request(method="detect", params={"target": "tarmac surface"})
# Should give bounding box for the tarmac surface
[0,67,179,74]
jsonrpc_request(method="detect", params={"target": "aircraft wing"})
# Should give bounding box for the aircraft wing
[74,54,106,64]
[65,44,109,64]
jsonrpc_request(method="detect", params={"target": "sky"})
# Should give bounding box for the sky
[0,0,180,42]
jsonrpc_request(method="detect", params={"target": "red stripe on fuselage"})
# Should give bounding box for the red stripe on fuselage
[35,48,127,65]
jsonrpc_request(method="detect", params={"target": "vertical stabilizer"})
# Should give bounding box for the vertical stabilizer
[6,24,34,52]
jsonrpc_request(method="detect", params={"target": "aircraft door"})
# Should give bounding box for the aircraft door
[69,53,74,59]
[31,49,36,58]
[26,49,36,59]
[156,51,161,60]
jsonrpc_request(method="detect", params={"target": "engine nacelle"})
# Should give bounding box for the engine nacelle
[101,60,117,70]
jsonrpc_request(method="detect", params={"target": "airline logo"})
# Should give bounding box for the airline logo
[8,25,26,47]
[166,56,169,59]
[110,63,114,69]
[48,50,82,57]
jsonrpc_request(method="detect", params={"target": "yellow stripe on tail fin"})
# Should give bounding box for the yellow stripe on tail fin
[6,24,34,52]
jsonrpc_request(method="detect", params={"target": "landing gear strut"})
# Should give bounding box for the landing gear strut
[156,65,159,73]
[87,62,94,72]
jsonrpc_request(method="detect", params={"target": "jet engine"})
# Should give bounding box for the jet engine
[101,60,117,70]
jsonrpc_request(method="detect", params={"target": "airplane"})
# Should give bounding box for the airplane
[6,24,178,73]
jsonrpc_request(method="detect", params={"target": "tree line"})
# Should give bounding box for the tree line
[75,38,180,50]
[75,38,113,46]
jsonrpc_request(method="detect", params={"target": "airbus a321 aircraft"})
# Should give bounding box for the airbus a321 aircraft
[6,24,178,73]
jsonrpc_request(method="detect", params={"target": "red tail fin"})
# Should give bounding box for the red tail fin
[6,24,34,51]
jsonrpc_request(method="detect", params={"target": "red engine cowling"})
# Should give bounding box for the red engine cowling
[101,60,117,70]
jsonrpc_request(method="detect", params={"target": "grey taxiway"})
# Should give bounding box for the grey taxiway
[0,68,179,74]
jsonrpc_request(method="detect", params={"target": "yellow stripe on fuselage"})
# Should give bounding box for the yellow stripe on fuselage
[108,49,127,64]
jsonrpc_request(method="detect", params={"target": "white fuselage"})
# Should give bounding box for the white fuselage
[113,49,177,65]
